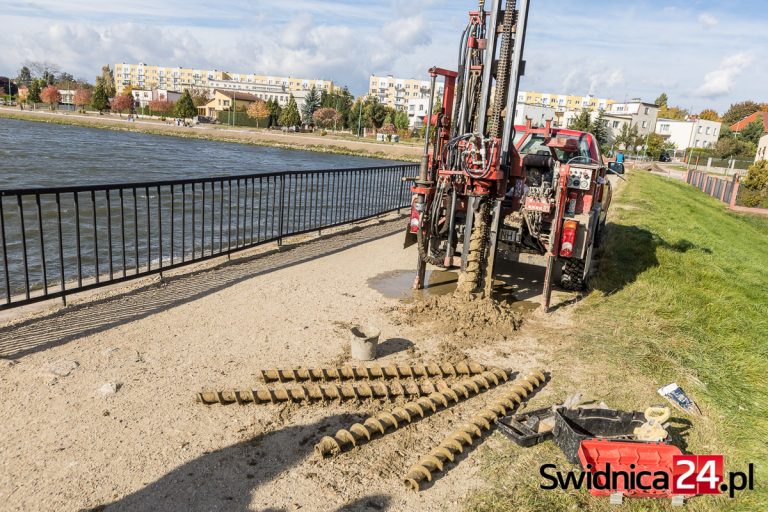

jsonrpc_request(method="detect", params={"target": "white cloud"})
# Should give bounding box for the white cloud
[694,52,754,98]
[698,13,718,29]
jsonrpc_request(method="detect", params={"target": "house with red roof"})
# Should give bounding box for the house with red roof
[730,111,768,132]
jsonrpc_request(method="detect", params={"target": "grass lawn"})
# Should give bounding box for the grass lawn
[466,171,767,511]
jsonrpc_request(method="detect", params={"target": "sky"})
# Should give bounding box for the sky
[1,0,766,113]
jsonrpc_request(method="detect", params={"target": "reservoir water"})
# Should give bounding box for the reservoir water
[0,118,404,189]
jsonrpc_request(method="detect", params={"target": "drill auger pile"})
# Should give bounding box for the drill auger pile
[197,362,547,491]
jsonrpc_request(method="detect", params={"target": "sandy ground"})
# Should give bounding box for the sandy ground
[0,216,574,512]
[0,107,421,161]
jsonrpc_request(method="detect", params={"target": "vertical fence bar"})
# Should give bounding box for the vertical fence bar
[170,184,175,265]
[182,184,186,263]
[236,179,241,248]
[133,188,138,275]
[157,186,163,270]
[120,189,126,277]
[250,178,255,244]
[146,186,151,271]
[192,182,196,260]
[35,194,48,294]
[228,179,233,251]
[0,197,11,304]
[210,181,215,256]
[278,174,285,245]
[75,192,82,287]
[106,190,113,280]
[219,181,224,252]
[56,193,65,302]
[201,181,206,257]
[91,190,99,283]
[17,195,30,300]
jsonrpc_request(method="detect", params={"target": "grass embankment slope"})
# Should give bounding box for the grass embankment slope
[467,171,767,511]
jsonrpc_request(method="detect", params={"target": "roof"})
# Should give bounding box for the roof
[730,111,768,132]
[212,89,261,102]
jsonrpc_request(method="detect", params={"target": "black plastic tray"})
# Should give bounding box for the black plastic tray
[552,407,649,464]
[497,407,556,448]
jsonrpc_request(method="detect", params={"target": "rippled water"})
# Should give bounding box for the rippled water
[0,118,403,189]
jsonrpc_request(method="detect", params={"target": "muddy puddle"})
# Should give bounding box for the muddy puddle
[368,262,542,314]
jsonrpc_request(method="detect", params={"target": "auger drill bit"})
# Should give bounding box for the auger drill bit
[197,380,449,405]
[403,369,547,491]
[261,362,486,383]
[314,368,509,457]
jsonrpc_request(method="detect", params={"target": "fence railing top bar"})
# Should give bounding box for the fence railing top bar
[0,164,417,197]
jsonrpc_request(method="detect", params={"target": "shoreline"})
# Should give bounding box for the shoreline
[0,108,421,162]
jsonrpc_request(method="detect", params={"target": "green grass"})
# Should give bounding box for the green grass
[466,171,767,511]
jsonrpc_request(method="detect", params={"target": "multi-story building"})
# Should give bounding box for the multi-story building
[655,117,721,150]
[369,74,443,112]
[604,100,659,143]
[114,63,334,96]
[130,89,181,108]
[517,91,615,113]
[206,79,293,106]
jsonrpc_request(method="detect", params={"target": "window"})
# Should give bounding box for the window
[612,121,620,128]
[660,123,670,133]
[706,127,711,135]
[642,121,648,128]
[698,127,703,133]
[644,107,649,115]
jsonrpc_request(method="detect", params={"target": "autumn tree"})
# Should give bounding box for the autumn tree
[313,107,342,130]
[279,95,301,128]
[110,94,133,117]
[246,99,269,120]
[73,89,92,113]
[722,101,761,126]
[40,85,61,110]
[698,109,720,121]
[100,65,116,98]
[148,99,173,116]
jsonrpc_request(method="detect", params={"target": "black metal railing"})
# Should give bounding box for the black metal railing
[0,164,416,310]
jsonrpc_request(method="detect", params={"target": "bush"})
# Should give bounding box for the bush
[321,130,328,136]
[740,160,768,208]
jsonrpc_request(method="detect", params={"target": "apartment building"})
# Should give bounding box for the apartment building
[130,89,181,108]
[517,91,615,113]
[115,63,334,96]
[207,79,293,106]
[605,99,659,141]
[369,74,443,112]
[656,118,721,150]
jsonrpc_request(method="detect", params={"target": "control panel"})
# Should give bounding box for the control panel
[567,167,593,190]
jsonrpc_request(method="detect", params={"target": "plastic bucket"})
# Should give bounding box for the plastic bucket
[350,324,380,361]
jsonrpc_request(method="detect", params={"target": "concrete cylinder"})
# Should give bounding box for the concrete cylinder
[350,324,380,361]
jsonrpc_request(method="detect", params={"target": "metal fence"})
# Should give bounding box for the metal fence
[0,164,415,310]
[685,170,739,205]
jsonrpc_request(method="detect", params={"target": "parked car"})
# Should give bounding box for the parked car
[659,151,672,162]
[608,162,625,175]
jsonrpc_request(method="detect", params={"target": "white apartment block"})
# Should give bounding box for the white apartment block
[604,100,659,143]
[406,98,430,128]
[370,74,443,112]
[517,91,615,113]
[514,103,556,127]
[655,118,722,150]
[115,63,334,96]
[756,134,768,162]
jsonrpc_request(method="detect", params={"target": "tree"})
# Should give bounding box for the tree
[659,105,688,120]
[722,101,761,126]
[246,99,269,120]
[73,89,92,113]
[0,77,18,98]
[301,86,321,124]
[17,66,32,87]
[394,110,410,131]
[569,109,592,132]
[714,136,755,159]
[654,93,668,108]
[740,119,765,146]
[312,107,342,130]
[148,99,173,116]
[188,87,210,107]
[380,122,396,135]
[743,160,768,191]
[348,98,365,135]
[174,90,197,119]
[99,65,116,98]
[91,80,110,113]
[110,94,133,117]
[614,123,640,152]
[40,85,61,109]
[279,94,301,128]
[646,133,672,159]
[698,109,720,121]
[27,79,43,105]
[363,96,389,134]
[590,109,609,146]
[266,99,282,127]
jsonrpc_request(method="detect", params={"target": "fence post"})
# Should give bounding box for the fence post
[398,166,406,213]
[729,175,740,209]
[277,173,285,247]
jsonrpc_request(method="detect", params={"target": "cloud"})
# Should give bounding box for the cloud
[698,13,718,29]
[694,52,754,98]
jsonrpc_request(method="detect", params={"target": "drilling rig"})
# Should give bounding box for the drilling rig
[405,0,612,309]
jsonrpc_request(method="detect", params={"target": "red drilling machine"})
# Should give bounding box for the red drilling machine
[405,0,612,309]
